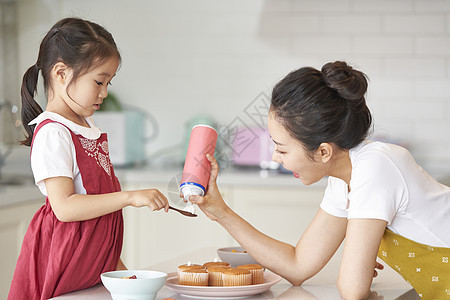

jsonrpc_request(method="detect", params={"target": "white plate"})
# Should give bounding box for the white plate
[165,271,281,298]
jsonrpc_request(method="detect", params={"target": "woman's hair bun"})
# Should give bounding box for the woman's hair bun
[321,61,368,104]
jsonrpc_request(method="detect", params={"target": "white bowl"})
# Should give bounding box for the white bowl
[217,246,259,267]
[101,270,167,300]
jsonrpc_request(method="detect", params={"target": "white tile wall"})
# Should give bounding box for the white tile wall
[415,0,450,11]
[384,58,446,77]
[352,0,414,12]
[292,0,352,12]
[322,16,382,33]
[417,37,450,55]
[354,37,415,55]
[15,0,450,173]
[384,15,446,34]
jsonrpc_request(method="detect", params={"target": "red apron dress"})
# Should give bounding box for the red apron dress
[8,119,123,300]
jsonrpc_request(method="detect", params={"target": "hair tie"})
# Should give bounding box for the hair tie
[49,27,59,39]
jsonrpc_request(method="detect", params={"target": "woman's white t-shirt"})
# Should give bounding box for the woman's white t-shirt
[320,140,450,247]
[29,111,102,196]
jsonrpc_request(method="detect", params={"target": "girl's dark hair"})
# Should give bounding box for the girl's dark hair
[271,61,372,155]
[20,17,121,146]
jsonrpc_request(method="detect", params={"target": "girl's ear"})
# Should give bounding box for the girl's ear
[315,143,333,163]
[51,62,70,84]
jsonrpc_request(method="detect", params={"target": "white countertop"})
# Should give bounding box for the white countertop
[51,247,418,300]
[114,164,327,188]
[0,184,41,207]
[1,145,448,202]
[0,146,325,209]
[0,146,42,207]
[2,147,425,299]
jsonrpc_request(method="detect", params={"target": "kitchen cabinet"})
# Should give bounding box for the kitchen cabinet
[0,198,43,299]
[120,178,325,269]
[120,182,234,270]
[230,185,324,246]
[0,166,326,297]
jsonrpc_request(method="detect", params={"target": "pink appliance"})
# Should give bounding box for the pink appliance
[231,127,278,169]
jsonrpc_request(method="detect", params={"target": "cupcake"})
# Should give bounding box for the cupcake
[178,268,209,286]
[177,263,204,276]
[237,264,264,284]
[206,266,234,286]
[203,261,231,269]
[222,268,252,286]
[177,262,206,283]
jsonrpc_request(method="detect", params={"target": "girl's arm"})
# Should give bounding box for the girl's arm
[190,155,348,285]
[44,176,169,222]
[116,258,127,270]
[337,218,387,300]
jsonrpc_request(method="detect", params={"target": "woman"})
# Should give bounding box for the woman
[189,61,450,299]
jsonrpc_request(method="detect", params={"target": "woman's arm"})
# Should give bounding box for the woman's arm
[337,218,387,300]
[190,155,347,285]
[223,207,347,285]
[44,176,169,222]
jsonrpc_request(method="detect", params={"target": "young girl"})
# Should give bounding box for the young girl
[8,18,169,300]
[190,61,450,299]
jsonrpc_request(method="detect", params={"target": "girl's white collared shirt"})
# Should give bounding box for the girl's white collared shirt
[29,111,102,196]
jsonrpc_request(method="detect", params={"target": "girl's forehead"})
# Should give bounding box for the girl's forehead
[88,56,120,76]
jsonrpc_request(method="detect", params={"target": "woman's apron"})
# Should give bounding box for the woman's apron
[8,119,123,300]
[377,229,450,299]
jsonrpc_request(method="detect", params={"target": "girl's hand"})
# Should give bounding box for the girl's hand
[129,189,169,212]
[373,262,384,278]
[189,154,230,221]
[367,291,384,300]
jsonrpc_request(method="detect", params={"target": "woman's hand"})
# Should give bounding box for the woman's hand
[188,154,230,221]
[129,189,169,212]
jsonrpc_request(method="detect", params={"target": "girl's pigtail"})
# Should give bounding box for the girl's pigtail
[20,64,43,146]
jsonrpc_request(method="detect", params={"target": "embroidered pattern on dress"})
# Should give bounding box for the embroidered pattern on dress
[79,137,97,152]
[79,137,112,176]
[100,140,109,154]
[98,152,111,176]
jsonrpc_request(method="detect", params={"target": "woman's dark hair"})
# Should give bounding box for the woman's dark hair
[270,61,372,156]
[20,17,121,146]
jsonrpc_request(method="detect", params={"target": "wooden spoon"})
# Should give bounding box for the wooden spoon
[168,206,197,217]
